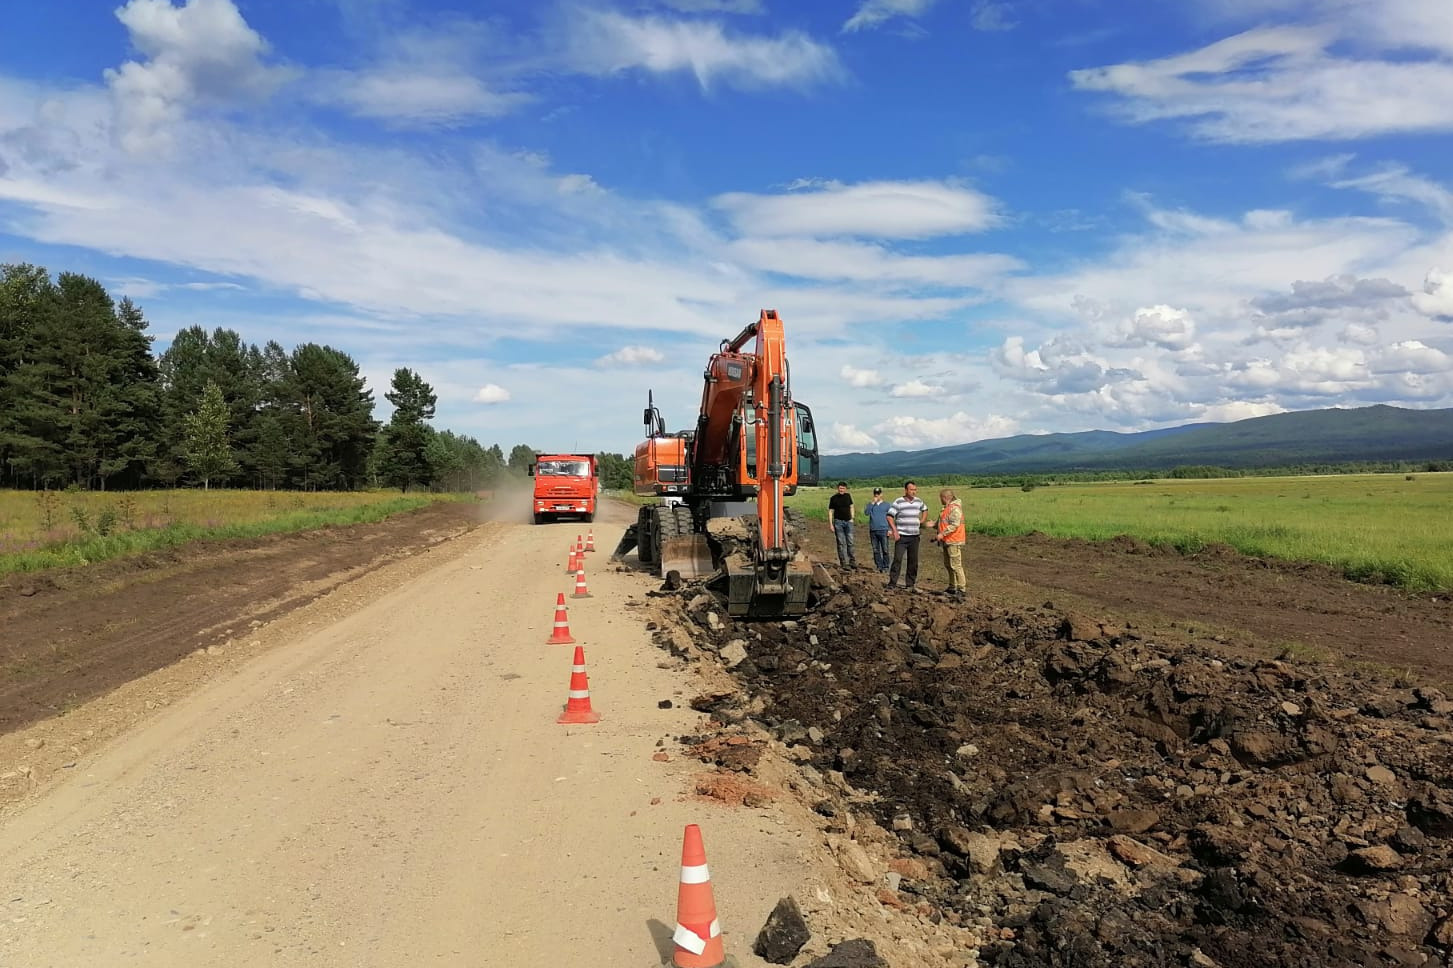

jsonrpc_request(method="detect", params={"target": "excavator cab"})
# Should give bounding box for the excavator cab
[794,403,819,488]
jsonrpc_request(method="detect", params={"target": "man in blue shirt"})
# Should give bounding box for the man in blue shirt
[863,487,892,572]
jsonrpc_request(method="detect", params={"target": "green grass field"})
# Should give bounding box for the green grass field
[0,489,459,576]
[789,472,1453,592]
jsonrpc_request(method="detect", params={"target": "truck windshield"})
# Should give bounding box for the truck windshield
[538,460,591,477]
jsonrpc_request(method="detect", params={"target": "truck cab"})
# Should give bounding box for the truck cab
[529,454,598,524]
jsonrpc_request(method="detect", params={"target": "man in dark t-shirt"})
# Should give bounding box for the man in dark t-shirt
[827,482,857,569]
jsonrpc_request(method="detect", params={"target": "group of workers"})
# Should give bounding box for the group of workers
[826,480,967,600]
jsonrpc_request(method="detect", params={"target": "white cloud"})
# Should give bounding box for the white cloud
[105,0,290,154]
[890,378,945,397]
[841,364,884,387]
[656,0,765,11]
[1326,164,1453,226]
[312,70,527,127]
[843,0,941,33]
[863,411,1019,450]
[1069,23,1453,142]
[970,1,1017,31]
[714,180,1001,239]
[1112,304,1197,350]
[1197,399,1285,422]
[1340,322,1380,345]
[826,422,879,452]
[727,236,1020,286]
[1007,203,1418,321]
[472,383,511,404]
[1370,340,1452,375]
[561,10,842,91]
[1412,268,1453,319]
[597,345,666,366]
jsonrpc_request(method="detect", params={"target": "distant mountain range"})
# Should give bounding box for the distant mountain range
[820,405,1453,478]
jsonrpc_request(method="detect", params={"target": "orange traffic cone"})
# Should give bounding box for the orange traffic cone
[569,548,581,573]
[585,529,596,552]
[572,565,592,598]
[576,534,585,555]
[556,645,600,724]
[545,592,575,645]
[566,543,577,571]
[672,824,725,967]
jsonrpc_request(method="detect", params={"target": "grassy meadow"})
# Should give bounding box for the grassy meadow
[790,472,1453,592]
[0,489,453,576]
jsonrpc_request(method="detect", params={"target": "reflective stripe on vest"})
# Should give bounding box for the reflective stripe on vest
[938,502,965,544]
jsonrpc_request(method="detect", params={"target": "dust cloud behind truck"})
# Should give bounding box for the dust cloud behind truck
[529,454,599,524]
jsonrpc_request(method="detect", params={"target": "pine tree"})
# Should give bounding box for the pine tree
[182,382,238,489]
[376,368,438,491]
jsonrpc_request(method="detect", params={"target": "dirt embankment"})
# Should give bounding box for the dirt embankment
[0,500,484,735]
[656,560,1453,968]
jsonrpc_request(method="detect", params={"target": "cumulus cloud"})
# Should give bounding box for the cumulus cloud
[1245,274,1409,341]
[105,0,290,153]
[472,383,511,403]
[843,0,941,33]
[866,411,1019,450]
[890,378,945,398]
[597,345,666,365]
[561,10,842,91]
[1110,304,1197,351]
[1339,322,1380,345]
[993,336,1140,396]
[714,180,1000,239]
[827,422,879,452]
[1369,340,1452,375]
[1227,347,1372,396]
[1251,274,1408,314]
[1069,22,1453,142]
[841,364,884,387]
[1413,268,1453,320]
[1197,399,1286,422]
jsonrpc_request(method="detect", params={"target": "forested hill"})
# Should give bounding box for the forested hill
[821,405,1453,478]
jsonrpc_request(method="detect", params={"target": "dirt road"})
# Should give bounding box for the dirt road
[0,498,816,967]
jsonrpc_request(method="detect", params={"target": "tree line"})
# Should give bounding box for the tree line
[0,263,636,493]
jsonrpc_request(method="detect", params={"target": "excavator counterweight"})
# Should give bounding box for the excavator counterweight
[614,310,820,618]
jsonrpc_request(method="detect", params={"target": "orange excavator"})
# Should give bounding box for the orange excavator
[614,309,820,618]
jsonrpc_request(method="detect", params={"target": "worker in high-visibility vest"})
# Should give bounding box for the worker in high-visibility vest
[929,488,967,601]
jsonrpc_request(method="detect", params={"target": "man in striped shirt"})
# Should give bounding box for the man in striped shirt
[885,480,929,592]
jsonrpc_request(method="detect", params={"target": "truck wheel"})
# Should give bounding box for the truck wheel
[584,512,594,524]
[533,513,545,525]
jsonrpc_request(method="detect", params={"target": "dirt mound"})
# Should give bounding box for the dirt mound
[664,574,1453,968]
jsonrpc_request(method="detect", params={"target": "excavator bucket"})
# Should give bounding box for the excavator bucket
[717,551,813,619]
[660,533,715,579]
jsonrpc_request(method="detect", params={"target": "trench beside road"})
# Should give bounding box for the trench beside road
[0,501,810,967]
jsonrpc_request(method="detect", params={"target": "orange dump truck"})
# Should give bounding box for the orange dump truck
[529,453,599,524]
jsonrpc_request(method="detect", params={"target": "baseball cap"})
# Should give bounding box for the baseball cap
[872,487,882,494]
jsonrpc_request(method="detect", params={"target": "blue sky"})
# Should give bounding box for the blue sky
[2,0,1451,455]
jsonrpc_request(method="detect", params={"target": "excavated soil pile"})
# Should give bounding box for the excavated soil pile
[664,573,1453,968]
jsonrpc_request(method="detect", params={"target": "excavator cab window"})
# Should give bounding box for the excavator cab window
[794,402,819,487]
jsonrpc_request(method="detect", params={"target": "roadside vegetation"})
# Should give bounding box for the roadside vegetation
[0,489,462,576]
[790,472,1453,592]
